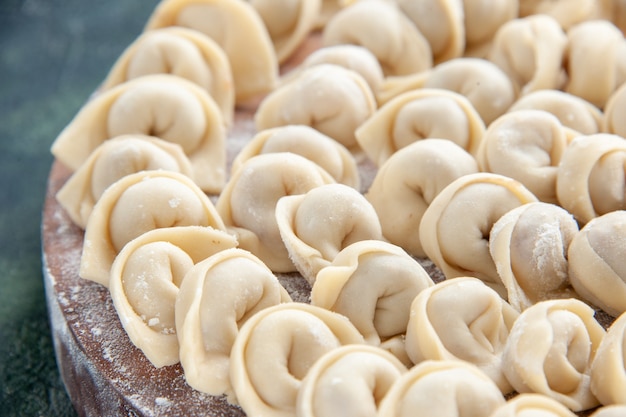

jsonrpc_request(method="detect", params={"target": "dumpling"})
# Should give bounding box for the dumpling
[462,0,518,57]
[175,248,291,399]
[311,239,434,346]
[489,202,580,312]
[377,360,506,417]
[250,0,321,64]
[487,14,568,95]
[508,89,603,136]
[590,311,626,406]
[275,184,383,284]
[380,58,516,125]
[595,0,626,34]
[476,110,569,204]
[405,277,518,393]
[144,0,278,105]
[502,298,606,412]
[99,26,234,125]
[395,0,465,64]
[231,125,360,190]
[518,0,597,30]
[80,170,226,286]
[216,153,335,273]
[603,82,626,138]
[489,393,578,417]
[419,173,538,297]
[108,225,238,367]
[564,20,626,109]
[365,139,479,258]
[56,134,193,229]
[322,0,433,76]
[229,302,365,416]
[50,74,227,194]
[296,344,408,417]
[254,64,376,150]
[590,406,626,417]
[556,134,626,225]
[568,210,626,318]
[355,88,485,166]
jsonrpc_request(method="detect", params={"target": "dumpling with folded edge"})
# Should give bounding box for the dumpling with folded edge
[568,210,626,318]
[254,64,377,151]
[556,134,626,225]
[488,393,578,417]
[50,74,227,194]
[311,239,434,348]
[275,184,383,284]
[144,0,278,105]
[322,0,433,77]
[231,125,360,190]
[250,0,321,64]
[590,311,626,406]
[56,134,193,229]
[377,360,506,417]
[476,110,570,204]
[489,202,579,312]
[365,139,479,258]
[216,152,336,273]
[502,298,606,412]
[419,172,538,298]
[99,26,234,125]
[80,170,226,287]
[108,225,238,368]
[175,248,292,400]
[355,88,485,166]
[229,302,365,416]
[296,344,408,417]
[404,277,519,393]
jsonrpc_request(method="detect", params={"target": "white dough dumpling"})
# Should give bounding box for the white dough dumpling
[50,74,227,193]
[462,0,518,56]
[602,82,626,138]
[80,170,226,287]
[589,406,626,417]
[229,303,365,417]
[311,239,434,346]
[275,184,383,284]
[502,298,606,412]
[488,393,578,417]
[489,202,579,312]
[365,139,479,258]
[108,226,238,367]
[175,248,291,399]
[568,210,626,318]
[56,134,193,229]
[590,311,626,406]
[296,344,408,417]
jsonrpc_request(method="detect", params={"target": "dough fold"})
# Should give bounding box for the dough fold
[488,393,578,417]
[590,311,626,406]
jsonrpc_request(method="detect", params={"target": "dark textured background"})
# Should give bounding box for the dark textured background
[0,1,158,415]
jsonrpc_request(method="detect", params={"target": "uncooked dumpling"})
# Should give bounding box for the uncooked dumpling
[296,344,408,417]
[355,88,485,166]
[502,298,606,412]
[231,125,360,190]
[462,0,518,56]
[590,311,626,406]
[80,170,226,286]
[175,248,291,399]
[602,82,626,138]
[419,173,538,297]
[518,0,597,30]
[405,277,519,393]
[322,0,433,76]
[144,0,278,104]
[275,184,383,284]
[254,64,376,150]
[216,152,335,273]
[50,74,227,193]
[108,226,237,367]
[229,302,365,416]
[311,239,434,346]
[365,139,479,257]
[489,202,579,312]
[100,26,235,125]
[568,210,626,318]
[476,110,569,204]
[488,393,578,417]
[377,360,506,417]
[487,14,568,95]
[556,134,626,225]
[590,406,626,417]
[56,134,193,229]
